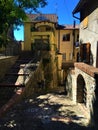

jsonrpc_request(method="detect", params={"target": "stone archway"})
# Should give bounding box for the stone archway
[77,74,86,105]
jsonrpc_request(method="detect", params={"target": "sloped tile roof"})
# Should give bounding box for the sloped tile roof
[26,14,58,23]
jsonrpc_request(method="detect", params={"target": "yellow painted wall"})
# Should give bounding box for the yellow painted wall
[31,32,54,44]
[60,30,73,61]
[24,21,79,61]
[35,22,55,29]
[21,41,24,51]
[24,22,31,51]
[55,29,79,62]
[24,22,56,51]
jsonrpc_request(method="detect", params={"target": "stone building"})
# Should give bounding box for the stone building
[73,0,98,67]
[70,0,98,128]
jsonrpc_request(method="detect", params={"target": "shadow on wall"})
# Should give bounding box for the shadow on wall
[66,70,72,98]
[90,74,98,130]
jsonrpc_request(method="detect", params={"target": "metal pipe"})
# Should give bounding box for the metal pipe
[73,14,80,20]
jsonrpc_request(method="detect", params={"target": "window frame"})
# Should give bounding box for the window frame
[62,33,70,42]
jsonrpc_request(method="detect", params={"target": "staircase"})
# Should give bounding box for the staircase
[0,51,40,107]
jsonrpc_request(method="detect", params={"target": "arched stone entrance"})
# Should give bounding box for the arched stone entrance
[77,74,86,105]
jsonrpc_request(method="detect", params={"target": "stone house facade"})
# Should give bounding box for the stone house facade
[73,0,98,67]
[71,0,98,128]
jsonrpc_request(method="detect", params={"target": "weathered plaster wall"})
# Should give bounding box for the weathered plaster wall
[55,29,79,61]
[80,8,98,67]
[24,22,31,51]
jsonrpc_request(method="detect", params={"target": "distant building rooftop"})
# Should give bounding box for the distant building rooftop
[64,24,79,29]
[26,14,58,23]
[57,24,79,30]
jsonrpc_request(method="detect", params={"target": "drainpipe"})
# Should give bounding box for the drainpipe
[58,29,60,53]
[73,20,76,57]
[73,14,80,20]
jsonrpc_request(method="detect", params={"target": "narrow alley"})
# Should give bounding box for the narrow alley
[0,88,92,130]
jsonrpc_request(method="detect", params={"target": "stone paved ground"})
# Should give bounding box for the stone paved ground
[0,90,93,130]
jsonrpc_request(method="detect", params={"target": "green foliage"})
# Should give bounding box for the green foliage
[42,58,51,67]
[42,57,53,87]
[0,0,47,46]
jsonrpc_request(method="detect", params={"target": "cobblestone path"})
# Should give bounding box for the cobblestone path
[0,91,93,130]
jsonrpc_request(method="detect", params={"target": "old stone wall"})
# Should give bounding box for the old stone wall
[66,62,98,124]
[22,52,58,97]
[74,67,95,109]
[0,56,18,81]
[22,61,44,97]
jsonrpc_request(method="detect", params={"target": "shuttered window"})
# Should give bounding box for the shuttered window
[80,43,91,64]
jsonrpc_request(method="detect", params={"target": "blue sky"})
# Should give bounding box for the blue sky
[14,0,79,41]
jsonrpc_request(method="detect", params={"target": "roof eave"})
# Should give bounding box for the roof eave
[72,0,88,14]
[72,0,82,14]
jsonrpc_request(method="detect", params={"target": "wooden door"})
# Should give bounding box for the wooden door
[80,43,91,64]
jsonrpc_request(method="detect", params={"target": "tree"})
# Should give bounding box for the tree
[0,0,47,47]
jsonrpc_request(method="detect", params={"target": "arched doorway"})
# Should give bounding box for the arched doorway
[77,74,86,105]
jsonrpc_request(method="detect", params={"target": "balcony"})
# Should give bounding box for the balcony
[31,31,55,45]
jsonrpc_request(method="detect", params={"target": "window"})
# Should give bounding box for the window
[62,34,70,41]
[80,43,91,64]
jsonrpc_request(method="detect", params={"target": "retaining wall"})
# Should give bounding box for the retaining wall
[0,56,18,80]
